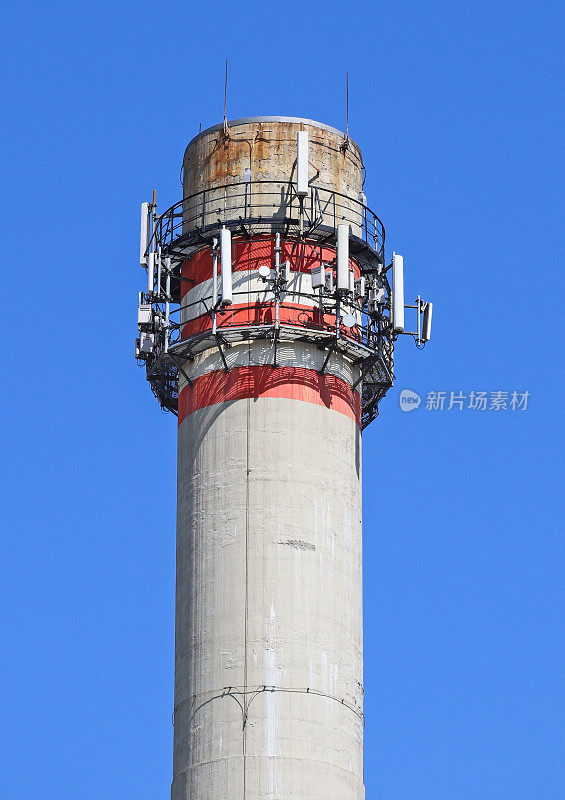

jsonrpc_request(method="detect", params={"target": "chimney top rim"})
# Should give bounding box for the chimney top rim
[186,116,360,152]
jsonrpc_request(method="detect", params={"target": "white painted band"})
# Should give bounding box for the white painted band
[178,340,362,394]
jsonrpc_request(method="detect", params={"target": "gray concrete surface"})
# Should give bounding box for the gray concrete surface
[173,395,363,800]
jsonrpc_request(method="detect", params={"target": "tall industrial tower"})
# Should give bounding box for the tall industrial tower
[136,116,431,799]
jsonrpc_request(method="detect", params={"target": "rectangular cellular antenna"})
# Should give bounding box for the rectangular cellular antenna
[164,257,171,352]
[212,238,219,307]
[156,249,162,296]
[296,131,309,197]
[337,224,350,291]
[220,227,233,305]
[392,252,404,332]
[147,251,155,293]
[422,301,433,341]
[140,202,150,266]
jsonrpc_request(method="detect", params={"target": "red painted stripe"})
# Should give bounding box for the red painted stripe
[181,302,361,341]
[178,365,361,426]
[181,237,361,298]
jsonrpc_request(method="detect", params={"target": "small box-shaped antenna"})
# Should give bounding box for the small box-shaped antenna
[368,286,386,312]
[392,252,405,332]
[220,227,233,305]
[297,131,309,197]
[354,276,366,299]
[337,224,350,291]
[139,331,154,354]
[311,264,325,290]
[422,301,433,342]
[138,303,152,327]
[140,202,150,266]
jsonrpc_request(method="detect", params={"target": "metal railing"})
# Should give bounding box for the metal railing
[139,183,394,428]
[150,180,385,266]
[142,281,395,429]
[176,289,364,340]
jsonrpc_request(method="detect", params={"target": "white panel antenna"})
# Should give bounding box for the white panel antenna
[220,227,233,305]
[337,224,350,291]
[212,237,219,306]
[140,202,150,266]
[392,252,405,332]
[422,301,433,342]
[147,251,155,293]
[297,131,309,197]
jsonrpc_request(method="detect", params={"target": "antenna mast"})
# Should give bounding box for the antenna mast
[346,72,349,139]
[341,73,350,152]
[223,59,229,136]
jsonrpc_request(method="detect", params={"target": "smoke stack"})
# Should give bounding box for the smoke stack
[135,116,429,798]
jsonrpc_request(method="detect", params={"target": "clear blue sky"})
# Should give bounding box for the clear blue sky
[1,1,563,798]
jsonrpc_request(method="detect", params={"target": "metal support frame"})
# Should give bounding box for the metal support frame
[215,333,230,373]
[272,327,280,370]
[318,340,337,376]
[138,229,395,425]
[395,295,432,347]
[135,180,434,428]
[352,354,377,392]
[168,353,193,387]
